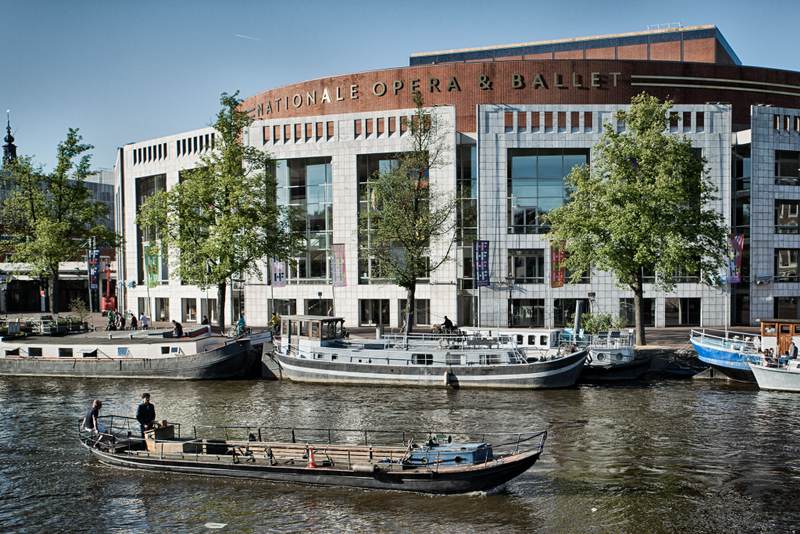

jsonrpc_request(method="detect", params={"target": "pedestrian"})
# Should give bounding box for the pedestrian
[171,319,183,338]
[82,399,103,434]
[106,311,116,331]
[135,393,156,437]
[443,315,454,333]
[200,315,209,326]
[139,312,150,330]
[129,313,138,330]
[236,315,246,336]
[270,312,280,334]
[119,312,126,330]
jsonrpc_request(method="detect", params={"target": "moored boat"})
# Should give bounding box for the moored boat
[79,415,547,494]
[267,316,587,389]
[749,358,800,392]
[0,327,258,380]
[689,320,795,382]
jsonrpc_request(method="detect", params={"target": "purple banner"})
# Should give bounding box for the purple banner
[331,244,347,287]
[728,233,744,284]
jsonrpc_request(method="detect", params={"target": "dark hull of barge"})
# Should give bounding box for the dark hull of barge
[83,444,542,494]
[0,340,254,380]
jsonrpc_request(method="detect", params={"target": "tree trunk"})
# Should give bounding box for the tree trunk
[404,283,416,336]
[216,282,227,332]
[632,275,647,346]
[48,271,59,314]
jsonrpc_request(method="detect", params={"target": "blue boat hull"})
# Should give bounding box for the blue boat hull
[689,339,759,383]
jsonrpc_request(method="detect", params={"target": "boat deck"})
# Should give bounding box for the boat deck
[1,330,214,345]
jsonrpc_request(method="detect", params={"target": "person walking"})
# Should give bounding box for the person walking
[135,393,156,437]
[129,313,138,330]
[236,315,246,336]
[139,312,150,330]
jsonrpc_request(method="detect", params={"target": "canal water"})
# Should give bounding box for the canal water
[0,377,797,533]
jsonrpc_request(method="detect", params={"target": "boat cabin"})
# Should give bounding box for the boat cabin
[759,319,800,355]
[460,327,562,350]
[280,315,346,352]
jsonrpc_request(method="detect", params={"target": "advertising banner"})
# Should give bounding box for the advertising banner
[728,233,745,284]
[331,244,347,287]
[473,240,490,287]
[271,260,287,288]
[144,246,160,289]
[88,248,100,289]
[550,244,566,288]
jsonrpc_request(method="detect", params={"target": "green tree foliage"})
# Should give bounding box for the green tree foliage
[364,93,456,335]
[137,92,295,330]
[0,129,115,313]
[547,93,728,345]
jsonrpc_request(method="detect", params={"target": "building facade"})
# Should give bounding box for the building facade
[115,25,800,328]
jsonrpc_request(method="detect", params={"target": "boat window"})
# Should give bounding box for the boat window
[516,335,523,345]
[412,353,434,365]
[117,347,130,356]
[5,348,19,356]
[528,335,537,346]
[499,335,511,344]
[299,321,309,336]
[161,346,170,354]
[480,354,500,365]
[763,323,777,336]
[795,325,800,335]
[781,325,792,334]
[311,322,320,338]
[58,348,73,358]
[82,349,97,358]
[331,354,338,360]
[28,347,42,357]
[171,347,179,353]
[446,353,462,365]
[540,335,548,346]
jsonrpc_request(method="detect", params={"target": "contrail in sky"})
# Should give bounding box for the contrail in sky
[234,34,261,41]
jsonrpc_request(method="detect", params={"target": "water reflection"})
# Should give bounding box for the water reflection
[0,377,798,532]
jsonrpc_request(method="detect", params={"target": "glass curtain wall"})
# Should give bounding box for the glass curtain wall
[135,174,167,285]
[276,158,333,282]
[357,154,399,283]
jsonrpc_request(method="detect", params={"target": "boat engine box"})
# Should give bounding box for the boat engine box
[406,442,493,466]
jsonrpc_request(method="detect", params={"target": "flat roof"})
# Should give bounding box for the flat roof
[410,24,741,66]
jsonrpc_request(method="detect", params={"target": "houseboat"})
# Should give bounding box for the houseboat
[265,315,587,389]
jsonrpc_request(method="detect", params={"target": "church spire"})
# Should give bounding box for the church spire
[3,110,17,166]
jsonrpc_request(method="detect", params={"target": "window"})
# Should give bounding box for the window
[619,298,656,327]
[305,299,333,316]
[553,298,590,328]
[412,353,433,365]
[200,298,217,324]
[776,150,800,185]
[508,249,545,283]
[446,353,462,365]
[135,174,167,284]
[155,297,170,322]
[271,299,296,316]
[775,249,800,281]
[359,299,389,326]
[774,297,800,319]
[181,298,197,322]
[479,354,501,365]
[508,148,589,234]
[59,348,73,358]
[456,145,478,245]
[665,298,701,326]
[458,295,477,327]
[509,299,545,327]
[776,200,800,234]
[138,297,150,316]
[276,158,333,282]
[398,299,431,326]
[29,347,42,357]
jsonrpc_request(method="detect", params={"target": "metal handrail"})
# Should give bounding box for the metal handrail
[690,328,760,352]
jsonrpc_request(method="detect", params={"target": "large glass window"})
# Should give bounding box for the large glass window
[154,297,170,322]
[200,298,217,324]
[359,299,390,326]
[774,297,800,320]
[135,174,167,285]
[270,299,296,316]
[775,248,800,282]
[456,145,478,244]
[507,148,589,234]
[398,299,431,326]
[665,298,701,326]
[305,298,333,316]
[276,158,333,281]
[508,249,545,284]
[553,298,590,327]
[181,298,197,322]
[734,145,751,193]
[775,150,800,185]
[619,298,655,327]
[509,299,545,327]
[775,200,800,234]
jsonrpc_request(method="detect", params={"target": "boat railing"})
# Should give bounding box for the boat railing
[690,329,760,353]
[286,344,536,366]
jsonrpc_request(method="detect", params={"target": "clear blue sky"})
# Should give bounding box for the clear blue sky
[3,0,800,170]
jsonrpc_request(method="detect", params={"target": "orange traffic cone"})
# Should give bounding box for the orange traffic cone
[307,446,318,468]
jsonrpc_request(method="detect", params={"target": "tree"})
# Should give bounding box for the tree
[137,91,295,331]
[546,93,728,345]
[0,130,115,313]
[364,93,456,335]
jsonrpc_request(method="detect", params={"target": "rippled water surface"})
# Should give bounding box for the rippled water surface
[1,377,799,533]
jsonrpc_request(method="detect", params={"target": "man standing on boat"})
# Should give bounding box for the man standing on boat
[136,393,156,436]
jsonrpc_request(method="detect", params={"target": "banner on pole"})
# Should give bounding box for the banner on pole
[550,244,566,288]
[331,244,347,287]
[728,233,745,284]
[88,248,100,289]
[144,246,160,289]
[473,240,490,287]
[271,260,287,288]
